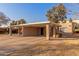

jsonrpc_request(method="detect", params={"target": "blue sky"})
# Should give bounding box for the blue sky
[0,3,79,23]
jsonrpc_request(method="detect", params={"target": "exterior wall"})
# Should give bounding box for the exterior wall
[22,27,46,36]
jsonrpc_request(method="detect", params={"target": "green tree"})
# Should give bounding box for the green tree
[18,19,26,24]
[46,4,67,23]
[10,21,17,25]
[10,19,26,25]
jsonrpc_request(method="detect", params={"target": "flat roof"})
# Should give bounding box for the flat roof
[21,21,50,26]
[11,21,60,27]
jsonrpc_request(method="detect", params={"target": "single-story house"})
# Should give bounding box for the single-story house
[8,19,79,39]
[9,21,60,40]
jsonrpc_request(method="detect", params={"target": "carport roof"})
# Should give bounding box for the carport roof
[11,21,60,27]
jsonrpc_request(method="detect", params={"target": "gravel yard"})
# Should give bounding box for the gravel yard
[0,35,79,56]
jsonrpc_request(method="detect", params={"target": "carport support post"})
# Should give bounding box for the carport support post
[53,26,56,38]
[21,26,24,36]
[46,24,50,40]
[9,25,12,36]
[18,27,20,36]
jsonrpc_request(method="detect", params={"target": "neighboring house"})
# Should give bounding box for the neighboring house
[59,20,79,33]
[59,20,73,33]
[58,20,79,38]
[72,20,79,33]
[0,20,11,34]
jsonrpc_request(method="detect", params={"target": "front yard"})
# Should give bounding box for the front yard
[0,35,79,56]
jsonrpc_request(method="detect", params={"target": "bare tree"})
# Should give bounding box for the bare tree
[0,12,10,26]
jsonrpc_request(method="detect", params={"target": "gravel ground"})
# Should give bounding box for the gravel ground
[0,34,79,56]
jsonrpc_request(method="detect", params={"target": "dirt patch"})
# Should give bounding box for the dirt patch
[0,35,79,56]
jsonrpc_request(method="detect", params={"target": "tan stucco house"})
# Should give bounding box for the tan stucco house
[9,21,60,40]
[8,19,79,39]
